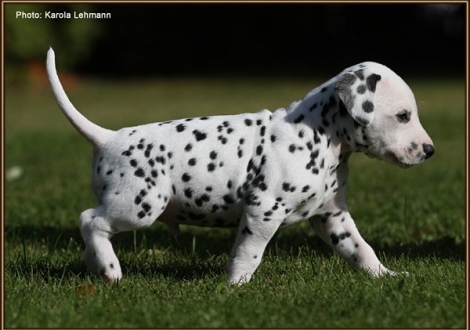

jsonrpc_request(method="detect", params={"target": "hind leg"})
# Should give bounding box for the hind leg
[79,159,173,281]
[78,132,175,280]
[79,206,123,282]
[79,197,168,282]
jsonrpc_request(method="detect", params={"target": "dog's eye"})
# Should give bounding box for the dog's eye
[396,110,410,123]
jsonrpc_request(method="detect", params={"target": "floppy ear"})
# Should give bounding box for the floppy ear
[334,69,381,127]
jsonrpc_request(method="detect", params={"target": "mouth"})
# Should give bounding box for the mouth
[383,152,415,168]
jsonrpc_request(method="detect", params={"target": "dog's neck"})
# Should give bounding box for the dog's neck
[284,81,370,157]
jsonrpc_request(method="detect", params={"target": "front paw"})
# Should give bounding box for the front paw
[369,264,408,277]
[225,260,253,285]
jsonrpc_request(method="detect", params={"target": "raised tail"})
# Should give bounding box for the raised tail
[46,47,114,146]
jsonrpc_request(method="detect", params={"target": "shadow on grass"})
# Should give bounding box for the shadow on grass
[379,236,465,262]
[5,224,465,282]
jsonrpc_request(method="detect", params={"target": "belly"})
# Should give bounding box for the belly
[282,197,327,226]
[157,186,332,232]
[157,199,244,229]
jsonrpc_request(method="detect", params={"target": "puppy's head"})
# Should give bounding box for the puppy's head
[335,62,434,167]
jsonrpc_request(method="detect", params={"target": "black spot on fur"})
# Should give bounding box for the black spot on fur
[184,188,193,198]
[294,114,304,124]
[223,195,236,204]
[134,168,145,177]
[260,126,266,136]
[362,100,374,113]
[282,182,296,192]
[142,203,151,212]
[366,74,381,92]
[176,124,186,132]
[182,173,191,182]
[155,156,166,165]
[208,163,216,172]
[195,194,210,206]
[242,226,253,235]
[193,130,207,141]
[330,233,340,245]
[218,136,228,144]
[339,232,351,240]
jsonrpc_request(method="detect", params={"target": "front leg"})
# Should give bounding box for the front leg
[226,212,282,284]
[309,209,397,277]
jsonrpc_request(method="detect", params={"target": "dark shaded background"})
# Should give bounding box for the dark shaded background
[5,3,466,78]
[87,3,465,77]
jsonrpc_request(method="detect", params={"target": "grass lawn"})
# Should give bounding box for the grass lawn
[4,75,466,328]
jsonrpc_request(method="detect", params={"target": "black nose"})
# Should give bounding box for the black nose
[423,143,435,159]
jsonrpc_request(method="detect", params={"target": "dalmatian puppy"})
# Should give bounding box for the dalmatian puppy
[46,48,434,284]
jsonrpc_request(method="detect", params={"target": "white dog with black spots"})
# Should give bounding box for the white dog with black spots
[46,48,434,284]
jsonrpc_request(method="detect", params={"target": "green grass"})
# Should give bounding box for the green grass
[4,76,465,328]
